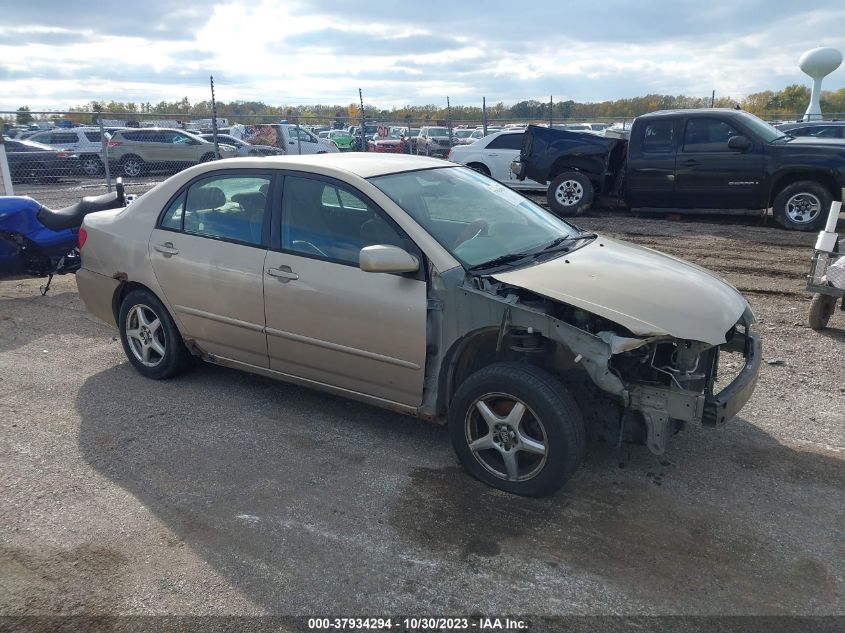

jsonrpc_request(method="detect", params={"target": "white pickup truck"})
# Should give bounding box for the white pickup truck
[228,123,339,155]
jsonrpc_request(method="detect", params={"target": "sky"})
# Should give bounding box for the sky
[1,0,844,112]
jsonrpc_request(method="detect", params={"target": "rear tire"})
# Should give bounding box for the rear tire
[773,181,831,231]
[548,171,594,216]
[118,288,191,380]
[808,294,837,330]
[120,156,144,178]
[80,154,103,176]
[448,362,586,497]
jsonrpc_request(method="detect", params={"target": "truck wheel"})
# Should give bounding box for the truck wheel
[773,181,831,231]
[548,171,594,216]
[808,294,837,330]
[448,362,586,497]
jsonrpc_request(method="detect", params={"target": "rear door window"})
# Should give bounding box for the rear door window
[641,121,675,154]
[160,173,272,246]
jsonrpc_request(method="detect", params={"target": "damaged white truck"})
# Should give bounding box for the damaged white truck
[75,154,761,497]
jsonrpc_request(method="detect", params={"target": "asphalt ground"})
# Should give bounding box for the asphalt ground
[0,196,843,624]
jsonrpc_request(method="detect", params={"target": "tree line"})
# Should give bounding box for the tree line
[10,84,845,126]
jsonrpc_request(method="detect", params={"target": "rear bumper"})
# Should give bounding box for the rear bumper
[76,267,120,328]
[703,330,762,425]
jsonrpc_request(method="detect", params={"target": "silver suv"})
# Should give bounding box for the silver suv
[416,126,458,157]
[27,127,109,176]
[107,128,238,177]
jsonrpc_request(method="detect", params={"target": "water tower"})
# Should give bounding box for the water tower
[799,47,842,121]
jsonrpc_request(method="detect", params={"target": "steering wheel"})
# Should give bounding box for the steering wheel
[292,240,328,258]
[453,220,489,248]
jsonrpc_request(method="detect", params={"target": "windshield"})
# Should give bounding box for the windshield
[736,112,786,142]
[455,130,473,137]
[428,127,449,136]
[370,166,582,269]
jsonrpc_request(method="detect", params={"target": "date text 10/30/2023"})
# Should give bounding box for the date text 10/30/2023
[307,617,529,630]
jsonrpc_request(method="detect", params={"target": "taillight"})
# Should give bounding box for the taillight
[107,140,122,148]
[78,227,87,249]
[447,149,452,159]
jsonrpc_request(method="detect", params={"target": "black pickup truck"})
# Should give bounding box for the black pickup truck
[511,108,845,231]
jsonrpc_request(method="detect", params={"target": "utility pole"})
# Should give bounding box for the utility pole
[711,90,715,108]
[359,88,366,152]
[447,96,453,148]
[210,75,220,159]
[549,95,553,128]
[482,96,487,136]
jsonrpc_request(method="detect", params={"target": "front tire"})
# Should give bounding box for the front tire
[119,288,191,379]
[548,171,594,216]
[773,181,831,231]
[448,363,585,497]
[808,294,837,330]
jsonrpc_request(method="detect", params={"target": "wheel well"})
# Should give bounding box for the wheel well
[770,171,842,205]
[112,280,155,323]
[438,328,571,413]
[466,162,490,174]
[549,158,602,189]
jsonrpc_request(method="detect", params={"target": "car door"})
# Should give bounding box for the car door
[626,117,679,209]
[149,171,274,368]
[673,117,764,209]
[263,173,427,406]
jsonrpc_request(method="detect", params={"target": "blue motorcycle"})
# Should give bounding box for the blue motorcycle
[0,179,126,294]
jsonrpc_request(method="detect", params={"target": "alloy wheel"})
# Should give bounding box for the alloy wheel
[125,304,166,367]
[464,392,548,482]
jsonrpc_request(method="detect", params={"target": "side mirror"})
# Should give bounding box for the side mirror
[727,135,751,151]
[359,245,419,274]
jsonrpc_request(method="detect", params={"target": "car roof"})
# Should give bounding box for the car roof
[183,153,453,179]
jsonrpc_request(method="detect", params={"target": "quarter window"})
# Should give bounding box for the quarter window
[161,174,271,245]
[682,118,741,152]
[485,133,523,150]
[641,121,675,153]
[282,176,408,265]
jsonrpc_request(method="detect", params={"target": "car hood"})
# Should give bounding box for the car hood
[780,136,845,148]
[492,236,748,345]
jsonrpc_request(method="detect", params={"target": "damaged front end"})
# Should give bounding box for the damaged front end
[424,267,761,456]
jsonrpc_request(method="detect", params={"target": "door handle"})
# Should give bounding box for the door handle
[154,242,179,256]
[487,153,499,157]
[266,266,299,282]
[683,159,699,166]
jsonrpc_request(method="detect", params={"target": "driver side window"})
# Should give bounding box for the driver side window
[281,176,410,265]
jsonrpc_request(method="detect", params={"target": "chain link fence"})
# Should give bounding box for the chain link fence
[2,108,843,209]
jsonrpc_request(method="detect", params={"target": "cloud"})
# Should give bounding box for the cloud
[0,0,843,111]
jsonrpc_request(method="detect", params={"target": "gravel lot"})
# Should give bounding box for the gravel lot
[1,202,843,620]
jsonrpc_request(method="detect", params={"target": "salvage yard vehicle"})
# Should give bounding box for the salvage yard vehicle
[2,138,80,182]
[76,154,760,497]
[199,133,284,157]
[448,130,546,190]
[232,123,340,155]
[512,109,845,231]
[806,200,844,330]
[107,128,239,177]
[27,126,110,176]
[416,127,458,157]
